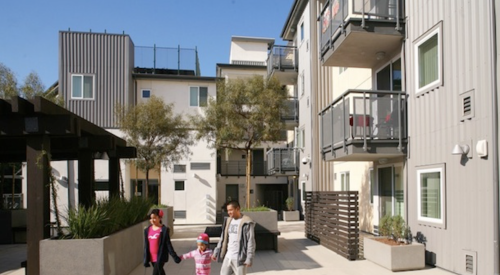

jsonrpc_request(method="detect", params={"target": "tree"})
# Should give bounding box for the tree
[0,63,18,99]
[116,96,193,202]
[191,75,289,209]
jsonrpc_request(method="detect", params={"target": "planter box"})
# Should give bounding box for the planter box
[242,209,278,231]
[364,237,425,271]
[283,210,299,221]
[40,220,149,275]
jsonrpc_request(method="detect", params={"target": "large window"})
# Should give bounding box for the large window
[417,164,446,228]
[72,75,94,99]
[190,87,208,107]
[414,23,442,94]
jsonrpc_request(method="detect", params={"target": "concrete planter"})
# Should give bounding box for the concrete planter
[363,237,425,271]
[283,210,300,221]
[158,206,174,236]
[241,209,278,231]
[40,220,149,275]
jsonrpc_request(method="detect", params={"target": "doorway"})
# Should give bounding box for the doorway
[378,165,404,219]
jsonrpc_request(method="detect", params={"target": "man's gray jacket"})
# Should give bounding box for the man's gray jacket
[213,214,256,266]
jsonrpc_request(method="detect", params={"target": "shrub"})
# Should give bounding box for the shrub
[242,205,270,212]
[285,197,294,211]
[66,197,153,239]
[379,214,408,244]
[379,215,392,238]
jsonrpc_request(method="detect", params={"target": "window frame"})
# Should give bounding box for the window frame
[175,181,185,191]
[189,86,208,107]
[71,74,95,100]
[417,163,446,228]
[340,171,350,191]
[141,89,151,99]
[414,22,443,95]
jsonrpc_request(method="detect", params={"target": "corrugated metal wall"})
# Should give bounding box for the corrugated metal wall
[406,1,496,274]
[59,31,134,128]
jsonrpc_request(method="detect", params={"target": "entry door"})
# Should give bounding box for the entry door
[378,165,404,219]
[225,184,239,203]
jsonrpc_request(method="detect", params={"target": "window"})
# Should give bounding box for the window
[415,23,442,94]
[296,127,305,149]
[175,181,185,191]
[300,22,304,42]
[173,164,186,173]
[191,162,210,170]
[369,168,375,204]
[339,67,348,74]
[417,164,446,227]
[340,172,350,191]
[72,75,94,99]
[300,71,305,96]
[142,89,151,98]
[190,87,208,107]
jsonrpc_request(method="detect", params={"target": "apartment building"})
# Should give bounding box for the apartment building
[283,0,500,273]
[215,36,300,215]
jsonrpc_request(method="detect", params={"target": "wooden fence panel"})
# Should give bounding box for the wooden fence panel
[305,191,359,260]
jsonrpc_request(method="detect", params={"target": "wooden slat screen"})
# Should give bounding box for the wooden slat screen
[305,191,360,260]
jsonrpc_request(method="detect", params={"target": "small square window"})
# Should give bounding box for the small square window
[72,74,94,99]
[175,181,185,191]
[190,86,208,107]
[142,89,151,98]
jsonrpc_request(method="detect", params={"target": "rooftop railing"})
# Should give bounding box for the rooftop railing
[134,45,200,76]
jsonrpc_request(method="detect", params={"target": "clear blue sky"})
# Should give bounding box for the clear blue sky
[0,0,294,88]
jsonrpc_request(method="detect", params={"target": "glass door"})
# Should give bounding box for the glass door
[378,165,405,219]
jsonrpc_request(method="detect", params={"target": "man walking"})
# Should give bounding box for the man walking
[212,200,255,275]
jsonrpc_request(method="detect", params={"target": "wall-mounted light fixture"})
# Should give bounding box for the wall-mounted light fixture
[451,144,470,155]
[192,173,197,178]
[376,51,386,60]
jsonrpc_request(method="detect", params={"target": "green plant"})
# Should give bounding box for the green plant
[242,205,270,212]
[391,215,406,242]
[379,214,409,244]
[379,215,393,238]
[285,197,294,211]
[66,197,153,239]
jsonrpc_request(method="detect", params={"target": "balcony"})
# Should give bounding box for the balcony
[320,0,405,68]
[267,45,298,85]
[266,148,299,175]
[282,98,299,129]
[218,160,267,177]
[319,89,407,162]
[134,45,200,76]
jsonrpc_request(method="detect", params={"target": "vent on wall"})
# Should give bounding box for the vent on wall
[463,250,477,275]
[459,90,475,121]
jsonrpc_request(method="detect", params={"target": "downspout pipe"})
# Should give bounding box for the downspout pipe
[491,1,499,274]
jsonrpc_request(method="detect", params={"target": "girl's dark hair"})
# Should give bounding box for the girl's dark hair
[150,209,163,223]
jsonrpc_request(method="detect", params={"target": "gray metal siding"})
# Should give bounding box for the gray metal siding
[59,31,134,128]
[406,1,495,274]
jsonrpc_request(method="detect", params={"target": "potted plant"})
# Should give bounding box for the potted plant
[363,215,425,271]
[39,197,153,275]
[283,197,299,221]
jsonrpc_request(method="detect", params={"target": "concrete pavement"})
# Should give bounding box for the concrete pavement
[1,221,456,275]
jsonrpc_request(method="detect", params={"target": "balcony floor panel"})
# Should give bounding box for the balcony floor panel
[322,19,405,68]
[323,139,406,162]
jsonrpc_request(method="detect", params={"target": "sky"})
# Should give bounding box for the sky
[0,0,295,89]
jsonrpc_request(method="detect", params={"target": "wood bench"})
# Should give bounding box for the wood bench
[205,224,281,253]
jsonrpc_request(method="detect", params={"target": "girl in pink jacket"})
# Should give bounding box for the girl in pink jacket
[180,233,213,275]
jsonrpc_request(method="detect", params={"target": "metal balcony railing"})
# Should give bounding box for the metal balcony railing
[266,148,299,175]
[134,45,200,76]
[219,160,267,176]
[267,45,298,75]
[320,0,404,56]
[319,89,407,153]
[282,98,299,123]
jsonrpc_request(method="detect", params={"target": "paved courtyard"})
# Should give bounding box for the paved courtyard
[1,221,456,275]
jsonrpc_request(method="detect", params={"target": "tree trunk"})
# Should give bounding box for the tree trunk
[157,167,161,204]
[145,169,149,199]
[245,149,252,209]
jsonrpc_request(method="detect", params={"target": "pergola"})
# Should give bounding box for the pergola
[0,96,136,275]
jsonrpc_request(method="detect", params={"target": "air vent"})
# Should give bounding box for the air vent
[459,90,475,121]
[462,250,477,275]
[190,162,211,170]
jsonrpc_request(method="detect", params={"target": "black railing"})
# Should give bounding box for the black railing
[319,89,407,153]
[267,45,298,74]
[320,0,404,56]
[134,45,200,76]
[266,148,299,175]
[219,160,267,176]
